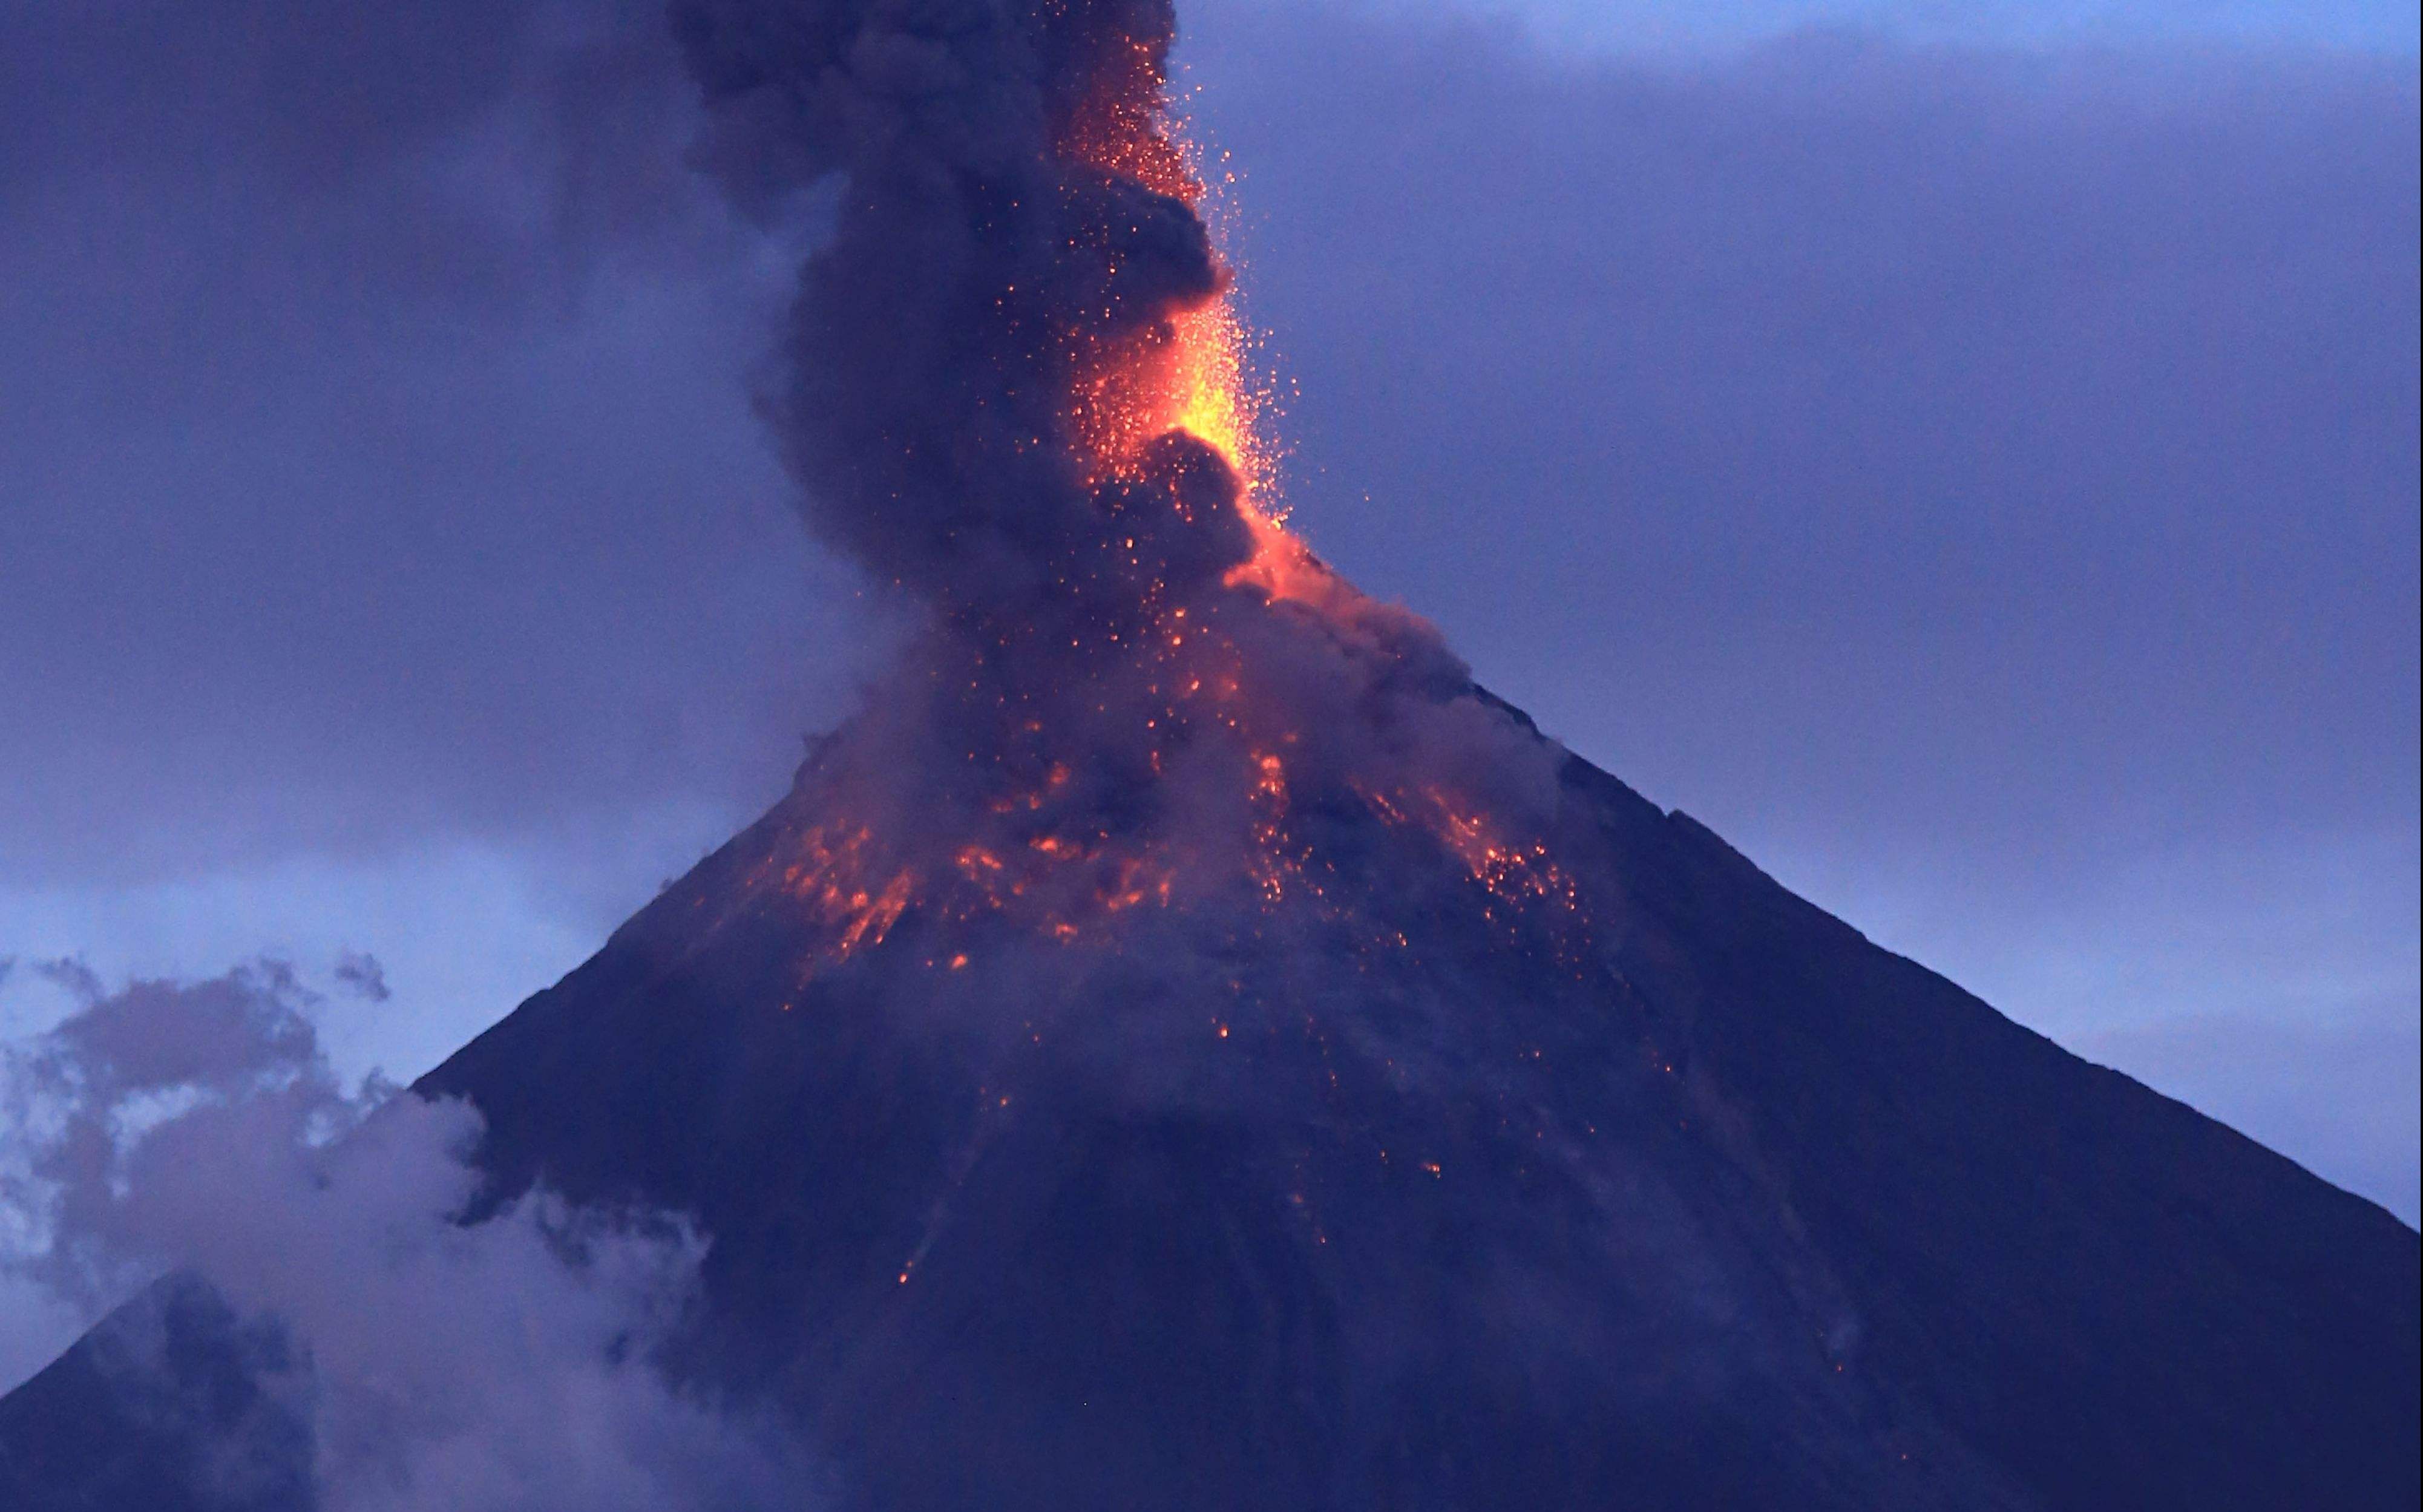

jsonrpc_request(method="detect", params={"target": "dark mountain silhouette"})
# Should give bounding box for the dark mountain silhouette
[4,713,2415,1511]
[5,3,2413,1505]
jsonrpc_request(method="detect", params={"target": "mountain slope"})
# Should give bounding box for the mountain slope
[409,738,2416,1511]
[4,728,2415,1511]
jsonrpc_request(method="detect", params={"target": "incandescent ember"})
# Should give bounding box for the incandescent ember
[670,0,1587,989]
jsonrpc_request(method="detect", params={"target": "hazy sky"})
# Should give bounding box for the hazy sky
[1367,0,2420,50]
[1,0,2414,1365]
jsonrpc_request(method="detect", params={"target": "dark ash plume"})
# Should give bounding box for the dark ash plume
[665,0,1564,934]
[674,0,1246,618]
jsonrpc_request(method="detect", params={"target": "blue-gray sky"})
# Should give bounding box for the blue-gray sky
[1362,0,2419,51]
[1,0,2415,1381]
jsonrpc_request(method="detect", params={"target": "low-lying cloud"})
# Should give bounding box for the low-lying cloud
[0,960,809,1508]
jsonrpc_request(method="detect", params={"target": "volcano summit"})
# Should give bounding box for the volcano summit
[2,1,2416,1508]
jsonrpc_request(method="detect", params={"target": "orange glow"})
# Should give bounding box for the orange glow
[1167,287,1280,512]
[1354,781,1586,926]
[754,825,918,966]
[1061,74,1302,591]
[735,53,1600,997]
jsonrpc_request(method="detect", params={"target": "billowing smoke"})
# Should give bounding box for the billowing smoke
[0,961,809,1510]
[665,0,1567,981]
[8,2,1800,1499]
[618,15,1812,1459]
[675,0,1239,610]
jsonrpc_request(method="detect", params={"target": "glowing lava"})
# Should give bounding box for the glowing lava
[735,25,1592,987]
[1061,70,1299,577]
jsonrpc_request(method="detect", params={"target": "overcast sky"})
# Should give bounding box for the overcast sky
[1373,0,2420,50]
[2,0,2414,1363]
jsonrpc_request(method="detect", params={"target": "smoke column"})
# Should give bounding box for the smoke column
[669,0,1567,964]
[678,0,1243,608]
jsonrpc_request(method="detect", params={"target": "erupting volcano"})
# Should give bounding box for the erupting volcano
[3,2,2415,1510]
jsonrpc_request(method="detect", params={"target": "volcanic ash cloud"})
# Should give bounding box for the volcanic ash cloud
[669,0,1575,993]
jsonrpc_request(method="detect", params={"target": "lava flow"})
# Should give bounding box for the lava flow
[680,0,1587,987]
[1055,48,1310,600]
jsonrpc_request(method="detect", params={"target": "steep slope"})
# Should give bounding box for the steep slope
[0,1275,312,1512]
[397,730,2416,1512]
[4,720,2416,1511]
[5,0,2413,1502]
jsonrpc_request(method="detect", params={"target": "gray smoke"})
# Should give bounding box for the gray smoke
[675,0,1241,612]
[0,961,810,1511]
[666,0,1567,944]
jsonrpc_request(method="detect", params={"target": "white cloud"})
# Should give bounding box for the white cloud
[1,961,810,1507]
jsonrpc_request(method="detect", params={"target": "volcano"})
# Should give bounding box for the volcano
[5,720,2419,1511]
[3,0,2416,1507]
